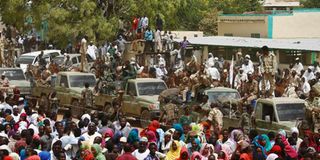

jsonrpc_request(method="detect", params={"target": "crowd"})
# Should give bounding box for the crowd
[1,13,320,160]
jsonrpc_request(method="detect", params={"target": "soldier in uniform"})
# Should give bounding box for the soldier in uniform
[80,36,88,72]
[260,46,277,98]
[207,102,223,132]
[0,31,4,67]
[81,82,94,108]
[243,72,258,105]
[159,97,178,127]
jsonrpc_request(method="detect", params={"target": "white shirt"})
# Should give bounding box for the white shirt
[154,30,161,42]
[156,67,168,79]
[132,149,150,160]
[234,73,248,88]
[292,63,304,74]
[207,67,220,80]
[241,61,254,74]
[206,57,215,68]
[142,17,149,28]
[158,57,166,67]
[87,45,97,60]
[0,102,12,113]
[81,132,102,145]
[302,81,311,94]
[303,71,315,81]
[12,114,20,123]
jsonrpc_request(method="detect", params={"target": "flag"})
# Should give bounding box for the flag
[229,56,234,87]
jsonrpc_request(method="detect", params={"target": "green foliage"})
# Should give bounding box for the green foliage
[0,0,262,48]
[302,0,320,8]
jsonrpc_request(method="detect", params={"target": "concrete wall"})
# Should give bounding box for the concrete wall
[218,16,269,38]
[272,12,320,38]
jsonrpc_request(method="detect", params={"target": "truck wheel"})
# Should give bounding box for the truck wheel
[39,94,49,110]
[71,100,82,119]
[104,103,115,118]
[140,110,151,128]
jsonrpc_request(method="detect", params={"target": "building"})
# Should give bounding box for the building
[262,0,300,11]
[218,8,320,39]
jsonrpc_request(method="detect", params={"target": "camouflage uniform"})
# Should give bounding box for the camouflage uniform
[161,103,177,125]
[81,88,94,108]
[239,112,251,134]
[260,53,277,97]
[208,107,223,131]
[246,79,259,104]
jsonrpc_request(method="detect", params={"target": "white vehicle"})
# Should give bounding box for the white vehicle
[15,50,61,73]
[52,54,94,69]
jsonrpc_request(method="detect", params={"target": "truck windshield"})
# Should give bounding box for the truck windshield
[276,103,305,121]
[137,82,167,95]
[69,75,96,88]
[53,57,65,65]
[16,56,35,64]
[0,69,26,80]
[207,92,240,103]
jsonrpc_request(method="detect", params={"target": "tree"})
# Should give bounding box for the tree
[199,8,219,36]
[302,0,320,8]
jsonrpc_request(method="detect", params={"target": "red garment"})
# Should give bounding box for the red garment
[239,153,253,160]
[176,146,189,160]
[116,152,138,160]
[148,120,160,133]
[132,18,139,31]
[3,156,13,160]
[26,155,41,160]
[146,130,157,143]
[269,145,282,154]
[279,135,298,159]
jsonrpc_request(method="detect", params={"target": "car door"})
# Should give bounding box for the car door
[55,75,69,106]
[122,82,139,116]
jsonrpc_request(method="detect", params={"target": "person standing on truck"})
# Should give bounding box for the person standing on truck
[207,103,223,132]
[259,46,277,98]
[81,82,94,108]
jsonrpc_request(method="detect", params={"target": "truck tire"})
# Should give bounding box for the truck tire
[104,103,115,119]
[71,100,82,119]
[39,94,49,110]
[140,110,151,128]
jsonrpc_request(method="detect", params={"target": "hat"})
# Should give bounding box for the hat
[119,137,127,143]
[239,68,243,71]
[245,54,250,59]
[1,73,5,76]
[208,53,213,56]
[0,145,12,153]
[248,71,253,75]
[140,137,148,142]
[295,57,299,61]
[308,66,313,69]
[157,54,161,57]
[13,105,18,109]
[214,57,218,60]
[19,97,24,101]
[223,69,227,73]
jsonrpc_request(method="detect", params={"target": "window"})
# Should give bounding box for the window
[60,75,69,88]
[49,52,60,59]
[262,104,276,122]
[224,33,233,37]
[251,33,260,38]
[126,82,137,96]
[72,57,78,64]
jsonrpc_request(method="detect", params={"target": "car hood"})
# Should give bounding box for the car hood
[137,95,159,104]
[69,87,94,94]
[278,121,297,129]
[10,80,30,87]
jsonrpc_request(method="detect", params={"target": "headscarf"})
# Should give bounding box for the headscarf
[39,151,51,160]
[81,114,91,121]
[26,155,41,160]
[127,128,140,144]
[83,149,95,160]
[92,144,105,160]
[239,153,252,160]
[200,121,211,139]
[3,156,14,160]
[104,128,114,138]
[266,153,279,160]
[222,129,243,157]
[9,153,20,160]
[189,138,201,153]
[279,134,298,159]
[165,140,181,160]
[148,120,160,133]
[252,134,271,158]
[146,130,157,143]
[200,143,214,157]
[278,129,286,137]
[19,149,27,160]
[219,149,230,160]
[191,151,203,160]
[291,127,299,136]
[177,146,189,160]
[156,128,165,148]
[173,123,185,141]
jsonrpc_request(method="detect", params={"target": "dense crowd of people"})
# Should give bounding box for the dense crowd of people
[1,13,320,160]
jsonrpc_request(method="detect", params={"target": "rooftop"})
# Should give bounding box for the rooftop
[262,0,300,7]
[186,36,320,51]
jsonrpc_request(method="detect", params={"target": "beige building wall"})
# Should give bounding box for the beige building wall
[218,16,269,38]
[272,12,320,38]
